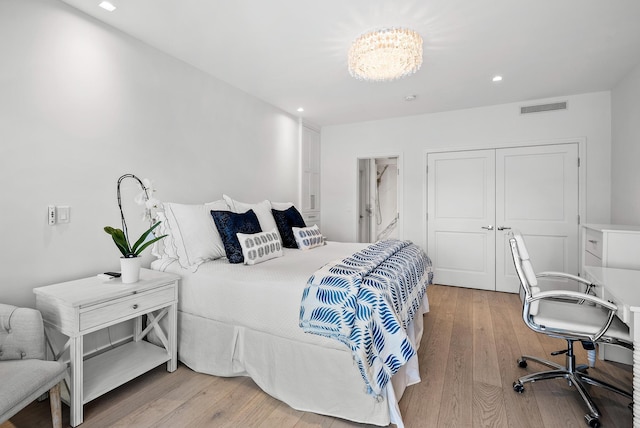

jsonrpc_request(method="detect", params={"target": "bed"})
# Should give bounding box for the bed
[149,197,433,427]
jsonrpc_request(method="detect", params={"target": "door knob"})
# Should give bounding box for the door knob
[497,226,511,231]
[481,225,494,230]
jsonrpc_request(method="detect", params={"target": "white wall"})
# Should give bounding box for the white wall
[611,62,640,225]
[321,92,612,246]
[0,0,299,307]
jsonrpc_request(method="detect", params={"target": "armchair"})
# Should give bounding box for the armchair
[508,231,632,428]
[0,303,66,427]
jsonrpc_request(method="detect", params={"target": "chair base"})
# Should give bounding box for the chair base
[513,349,632,427]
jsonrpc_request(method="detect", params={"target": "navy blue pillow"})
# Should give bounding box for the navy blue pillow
[211,209,262,263]
[271,206,306,248]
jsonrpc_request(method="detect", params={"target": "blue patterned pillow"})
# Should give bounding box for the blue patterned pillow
[236,229,283,265]
[211,209,262,263]
[292,224,324,250]
[271,206,306,248]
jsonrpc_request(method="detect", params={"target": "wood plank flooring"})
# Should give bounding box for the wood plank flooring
[3,285,633,427]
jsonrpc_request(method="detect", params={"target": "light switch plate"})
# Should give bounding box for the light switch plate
[57,206,70,223]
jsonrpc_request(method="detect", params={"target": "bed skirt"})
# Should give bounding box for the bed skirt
[176,298,428,427]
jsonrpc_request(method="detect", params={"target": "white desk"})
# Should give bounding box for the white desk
[584,266,640,427]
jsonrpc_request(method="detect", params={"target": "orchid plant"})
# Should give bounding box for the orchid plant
[104,174,167,258]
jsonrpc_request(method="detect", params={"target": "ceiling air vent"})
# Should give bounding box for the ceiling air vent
[520,101,567,114]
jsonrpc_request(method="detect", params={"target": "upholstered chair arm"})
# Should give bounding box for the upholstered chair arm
[536,271,596,296]
[0,304,46,361]
[536,271,593,286]
[529,290,616,311]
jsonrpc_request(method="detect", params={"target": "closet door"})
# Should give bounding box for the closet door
[495,143,579,293]
[427,150,496,290]
[427,143,579,292]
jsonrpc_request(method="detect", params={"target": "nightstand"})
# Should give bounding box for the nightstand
[33,268,179,427]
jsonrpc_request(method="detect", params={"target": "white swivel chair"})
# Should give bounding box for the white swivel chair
[508,231,632,428]
[516,234,599,368]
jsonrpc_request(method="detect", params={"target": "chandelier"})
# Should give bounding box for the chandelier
[348,28,423,82]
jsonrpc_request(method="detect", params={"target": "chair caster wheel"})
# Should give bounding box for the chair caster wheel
[517,358,527,368]
[576,364,589,373]
[584,414,600,428]
[513,382,525,393]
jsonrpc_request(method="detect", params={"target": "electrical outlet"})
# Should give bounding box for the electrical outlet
[48,205,56,225]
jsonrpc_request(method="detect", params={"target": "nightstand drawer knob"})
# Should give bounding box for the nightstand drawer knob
[132,304,139,309]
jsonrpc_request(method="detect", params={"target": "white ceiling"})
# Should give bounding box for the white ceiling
[60,0,640,127]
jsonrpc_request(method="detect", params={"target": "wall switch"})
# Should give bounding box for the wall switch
[58,206,70,223]
[48,205,56,225]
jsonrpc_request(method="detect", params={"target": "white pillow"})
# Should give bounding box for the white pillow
[236,228,283,265]
[163,200,228,269]
[270,201,294,210]
[292,224,324,250]
[151,211,176,259]
[223,195,279,234]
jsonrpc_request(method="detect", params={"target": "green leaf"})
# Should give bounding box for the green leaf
[105,221,166,257]
[130,221,167,256]
[104,226,132,257]
[133,234,168,256]
[131,221,160,252]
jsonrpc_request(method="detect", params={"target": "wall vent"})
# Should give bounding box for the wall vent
[520,101,567,114]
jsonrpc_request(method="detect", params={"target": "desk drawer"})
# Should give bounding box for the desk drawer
[80,286,175,331]
[584,250,602,267]
[585,229,603,259]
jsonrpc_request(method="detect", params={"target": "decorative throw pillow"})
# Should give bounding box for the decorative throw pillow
[272,206,306,248]
[292,224,324,250]
[236,228,284,265]
[161,200,229,269]
[211,209,262,264]
[222,195,279,236]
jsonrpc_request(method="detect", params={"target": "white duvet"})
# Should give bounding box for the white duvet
[153,241,368,351]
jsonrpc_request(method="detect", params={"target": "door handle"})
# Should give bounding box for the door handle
[497,226,511,231]
[481,225,494,230]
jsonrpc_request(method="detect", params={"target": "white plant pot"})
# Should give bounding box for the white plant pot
[120,257,142,284]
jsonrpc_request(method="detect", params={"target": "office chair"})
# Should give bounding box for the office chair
[508,231,632,428]
[518,236,599,368]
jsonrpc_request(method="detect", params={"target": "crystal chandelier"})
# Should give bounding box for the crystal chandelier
[348,28,423,82]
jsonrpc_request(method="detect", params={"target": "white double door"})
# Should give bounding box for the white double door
[427,143,579,293]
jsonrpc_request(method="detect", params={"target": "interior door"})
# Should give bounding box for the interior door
[357,159,373,243]
[427,143,579,292]
[427,150,496,290]
[495,143,579,292]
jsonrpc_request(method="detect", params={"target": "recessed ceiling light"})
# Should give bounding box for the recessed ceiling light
[492,75,503,82]
[297,107,304,112]
[405,94,417,101]
[99,1,116,12]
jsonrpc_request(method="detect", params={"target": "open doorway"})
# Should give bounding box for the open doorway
[357,156,400,243]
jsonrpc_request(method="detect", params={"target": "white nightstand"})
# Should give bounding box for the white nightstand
[33,268,179,427]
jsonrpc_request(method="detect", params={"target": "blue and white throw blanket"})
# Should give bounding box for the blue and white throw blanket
[299,240,433,397]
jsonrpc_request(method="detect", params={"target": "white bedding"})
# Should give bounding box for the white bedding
[163,242,367,349]
[151,241,429,427]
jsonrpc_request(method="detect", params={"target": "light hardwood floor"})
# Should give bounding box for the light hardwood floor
[3,285,632,427]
